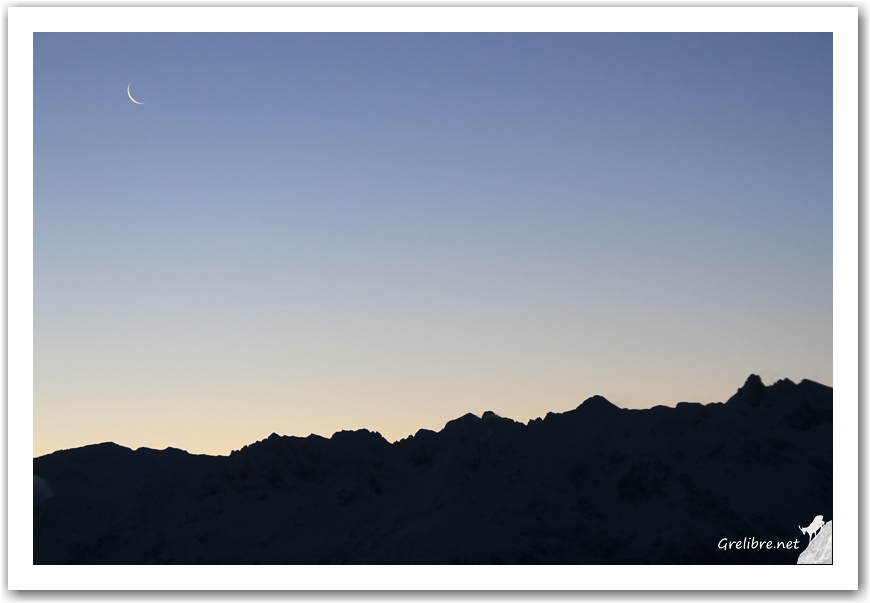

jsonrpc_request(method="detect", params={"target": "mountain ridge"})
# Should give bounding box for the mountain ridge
[34,375,832,564]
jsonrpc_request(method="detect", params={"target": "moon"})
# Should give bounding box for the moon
[127,84,143,105]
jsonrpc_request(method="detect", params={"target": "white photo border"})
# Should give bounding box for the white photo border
[9,5,858,590]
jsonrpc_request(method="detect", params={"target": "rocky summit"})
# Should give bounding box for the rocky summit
[34,375,832,564]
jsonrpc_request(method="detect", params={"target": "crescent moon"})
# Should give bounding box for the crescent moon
[127,83,143,105]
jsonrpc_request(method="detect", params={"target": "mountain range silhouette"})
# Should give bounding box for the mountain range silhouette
[34,375,832,564]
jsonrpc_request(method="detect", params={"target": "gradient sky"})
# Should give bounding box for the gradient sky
[34,33,833,457]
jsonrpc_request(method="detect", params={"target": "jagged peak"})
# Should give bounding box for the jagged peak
[744,374,766,389]
[576,395,620,412]
[443,412,480,430]
[725,374,827,410]
[725,374,767,408]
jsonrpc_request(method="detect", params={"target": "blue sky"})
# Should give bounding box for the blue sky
[34,33,832,456]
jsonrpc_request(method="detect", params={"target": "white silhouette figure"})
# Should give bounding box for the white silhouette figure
[799,515,825,542]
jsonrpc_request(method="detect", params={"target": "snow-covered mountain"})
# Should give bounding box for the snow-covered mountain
[34,375,832,564]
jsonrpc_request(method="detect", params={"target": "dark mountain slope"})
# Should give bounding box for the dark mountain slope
[34,375,832,564]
